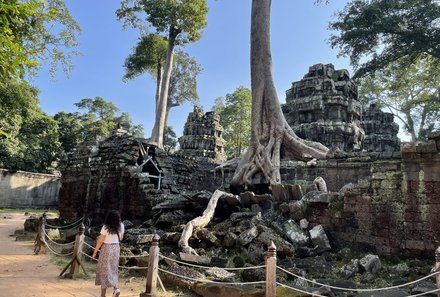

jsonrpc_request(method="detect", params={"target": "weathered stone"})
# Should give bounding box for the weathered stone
[314,176,327,192]
[195,229,221,247]
[230,212,259,222]
[257,231,295,257]
[309,225,331,253]
[359,254,381,274]
[283,219,309,247]
[205,268,236,281]
[179,253,210,264]
[236,226,258,246]
[178,106,226,163]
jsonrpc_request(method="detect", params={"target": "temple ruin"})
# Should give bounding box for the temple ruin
[282,63,400,152]
[178,106,227,163]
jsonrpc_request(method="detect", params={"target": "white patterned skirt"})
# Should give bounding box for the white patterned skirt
[95,243,120,288]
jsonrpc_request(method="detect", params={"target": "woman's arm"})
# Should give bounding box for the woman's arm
[92,234,106,259]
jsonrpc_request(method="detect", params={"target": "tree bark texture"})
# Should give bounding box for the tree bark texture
[150,31,176,149]
[231,0,329,189]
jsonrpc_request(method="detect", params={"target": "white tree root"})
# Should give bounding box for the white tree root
[178,190,234,255]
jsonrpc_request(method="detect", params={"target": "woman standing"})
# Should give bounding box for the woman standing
[92,210,125,297]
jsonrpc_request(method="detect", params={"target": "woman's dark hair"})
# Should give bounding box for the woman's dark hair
[104,210,121,234]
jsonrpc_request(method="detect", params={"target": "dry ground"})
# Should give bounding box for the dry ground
[0,212,196,297]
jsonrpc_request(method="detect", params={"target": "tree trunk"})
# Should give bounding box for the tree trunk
[178,190,233,254]
[231,0,329,190]
[150,30,176,149]
[154,62,163,111]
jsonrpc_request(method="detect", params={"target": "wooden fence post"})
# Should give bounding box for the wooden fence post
[435,246,440,297]
[60,223,86,278]
[140,234,160,297]
[266,241,277,297]
[34,213,46,254]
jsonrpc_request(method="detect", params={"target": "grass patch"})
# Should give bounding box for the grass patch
[0,208,59,217]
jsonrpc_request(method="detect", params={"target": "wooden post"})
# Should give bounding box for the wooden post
[140,234,160,297]
[60,223,86,278]
[34,213,46,254]
[435,246,440,297]
[265,241,277,297]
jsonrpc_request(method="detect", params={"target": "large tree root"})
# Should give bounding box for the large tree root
[178,190,235,255]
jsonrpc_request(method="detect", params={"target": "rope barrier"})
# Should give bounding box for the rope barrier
[158,267,266,286]
[42,240,73,257]
[277,266,440,293]
[44,216,84,230]
[42,229,75,247]
[159,254,266,271]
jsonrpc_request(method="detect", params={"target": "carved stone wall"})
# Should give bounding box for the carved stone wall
[282,63,401,152]
[178,106,227,163]
[362,103,401,152]
[282,63,364,152]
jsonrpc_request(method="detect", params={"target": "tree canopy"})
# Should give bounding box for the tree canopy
[117,0,208,149]
[358,55,440,141]
[329,0,440,77]
[216,87,252,158]
[0,0,80,79]
[0,79,60,172]
[55,97,145,156]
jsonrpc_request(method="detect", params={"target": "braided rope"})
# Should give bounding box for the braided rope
[159,254,266,271]
[44,216,84,229]
[158,267,266,285]
[42,240,73,257]
[277,266,440,292]
[42,229,75,247]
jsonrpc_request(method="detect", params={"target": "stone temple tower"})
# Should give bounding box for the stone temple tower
[178,106,227,163]
[282,63,365,152]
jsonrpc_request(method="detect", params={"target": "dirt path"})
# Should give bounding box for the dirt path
[0,213,146,297]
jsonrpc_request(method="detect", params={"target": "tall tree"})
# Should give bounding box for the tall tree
[123,33,168,109]
[124,37,202,128]
[358,55,440,141]
[117,0,208,149]
[0,79,60,173]
[231,0,329,191]
[220,87,252,158]
[0,0,80,79]
[329,0,440,78]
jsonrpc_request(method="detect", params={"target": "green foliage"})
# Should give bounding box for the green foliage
[0,78,60,172]
[218,86,252,158]
[123,33,168,81]
[329,0,440,78]
[117,0,208,45]
[168,49,202,108]
[211,96,225,114]
[358,55,440,141]
[55,97,145,155]
[0,0,80,79]
[163,126,178,153]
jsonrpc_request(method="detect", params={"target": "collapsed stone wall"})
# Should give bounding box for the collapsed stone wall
[0,169,59,208]
[58,132,221,222]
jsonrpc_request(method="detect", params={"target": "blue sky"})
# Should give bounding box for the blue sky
[33,0,353,138]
